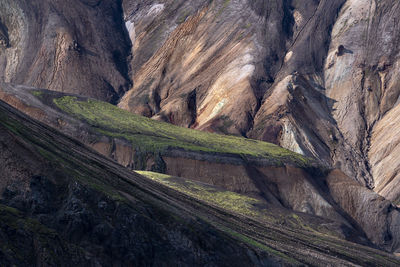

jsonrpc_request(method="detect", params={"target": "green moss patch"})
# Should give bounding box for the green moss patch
[137,171,270,218]
[52,96,310,167]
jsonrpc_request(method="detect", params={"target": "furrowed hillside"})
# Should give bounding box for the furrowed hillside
[0,99,400,266]
[2,84,400,256]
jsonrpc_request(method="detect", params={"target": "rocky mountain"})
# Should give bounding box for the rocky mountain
[118,0,400,203]
[2,0,400,265]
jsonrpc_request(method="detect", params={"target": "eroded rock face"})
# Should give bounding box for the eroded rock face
[323,0,400,202]
[4,0,400,258]
[119,0,295,135]
[0,0,131,102]
[117,0,400,202]
[3,0,400,202]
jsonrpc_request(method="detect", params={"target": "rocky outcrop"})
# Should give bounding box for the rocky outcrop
[0,0,131,102]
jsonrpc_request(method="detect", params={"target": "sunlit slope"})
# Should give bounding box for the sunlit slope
[51,93,310,167]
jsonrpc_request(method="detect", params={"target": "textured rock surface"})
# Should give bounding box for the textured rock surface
[116,0,400,203]
[3,0,400,262]
[3,0,400,200]
[0,0,131,102]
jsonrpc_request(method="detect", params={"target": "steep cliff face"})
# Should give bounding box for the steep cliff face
[0,0,131,102]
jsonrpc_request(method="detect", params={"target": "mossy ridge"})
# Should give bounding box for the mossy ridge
[136,171,344,238]
[137,174,300,265]
[52,96,311,167]
[139,169,398,262]
[137,170,270,219]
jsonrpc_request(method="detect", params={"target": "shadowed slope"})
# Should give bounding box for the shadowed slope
[1,99,400,266]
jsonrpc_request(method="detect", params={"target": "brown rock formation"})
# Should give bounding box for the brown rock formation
[117,0,400,204]
[0,0,131,102]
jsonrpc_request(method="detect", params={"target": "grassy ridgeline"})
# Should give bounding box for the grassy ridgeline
[52,95,310,167]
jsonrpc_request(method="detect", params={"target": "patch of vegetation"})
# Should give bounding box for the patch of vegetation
[53,96,311,167]
[137,171,269,218]
[290,213,316,233]
[31,90,43,97]
[137,171,346,239]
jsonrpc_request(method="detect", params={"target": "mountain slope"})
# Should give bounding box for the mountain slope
[3,0,400,263]
[0,98,400,266]
[0,98,283,266]
[3,0,400,207]
[2,84,400,254]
